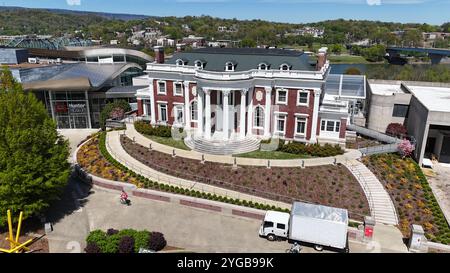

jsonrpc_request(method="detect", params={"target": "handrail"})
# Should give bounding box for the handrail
[105,131,369,220]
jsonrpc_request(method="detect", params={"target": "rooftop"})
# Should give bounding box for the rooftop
[166,47,314,72]
[369,83,406,95]
[407,85,450,113]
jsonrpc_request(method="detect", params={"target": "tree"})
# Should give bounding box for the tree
[100,100,131,130]
[0,67,70,226]
[344,67,361,75]
[330,44,344,55]
[240,38,256,48]
[386,123,407,137]
[398,139,415,158]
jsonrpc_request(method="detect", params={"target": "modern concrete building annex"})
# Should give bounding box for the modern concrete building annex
[366,80,450,165]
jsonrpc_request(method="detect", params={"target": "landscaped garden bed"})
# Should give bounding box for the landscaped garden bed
[362,153,450,244]
[120,135,369,221]
[84,228,170,253]
[77,132,289,213]
[134,120,190,150]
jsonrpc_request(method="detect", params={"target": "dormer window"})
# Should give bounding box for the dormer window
[194,60,204,69]
[176,59,184,66]
[280,63,291,71]
[225,61,235,72]
[258,63,269,70]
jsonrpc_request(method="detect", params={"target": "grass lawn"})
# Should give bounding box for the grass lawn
[145,135,191,151]
[328,54,369,64]
[235,150,312,160]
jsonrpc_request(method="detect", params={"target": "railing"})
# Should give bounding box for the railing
[105,131,369,220]
[359,143,400,156]
[344,160,376,220]
[105,119,125,128]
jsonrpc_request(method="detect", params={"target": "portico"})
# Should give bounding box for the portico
[195,87,250,141]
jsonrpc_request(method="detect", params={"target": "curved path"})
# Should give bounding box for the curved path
[124,122,362,167]
[106,130,291,210]
[344,160,399,226]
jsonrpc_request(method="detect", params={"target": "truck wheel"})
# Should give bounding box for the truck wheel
[267,234,277,241]
[314,245,324,251]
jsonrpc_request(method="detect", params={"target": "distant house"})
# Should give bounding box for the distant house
[110,40,119,45]
[182,35,206,48]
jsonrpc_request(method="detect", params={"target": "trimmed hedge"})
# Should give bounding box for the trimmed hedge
[134,120,173,138]
[96,132,290,214]
[278,140,344,157]
[84,228,163,253]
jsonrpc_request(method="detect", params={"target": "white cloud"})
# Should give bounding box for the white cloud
[367,0,381,5]
[66,0,81,6]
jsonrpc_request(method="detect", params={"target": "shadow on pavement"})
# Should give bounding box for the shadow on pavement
[43,171,93,225]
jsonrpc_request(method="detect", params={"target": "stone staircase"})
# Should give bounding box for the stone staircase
[184,136,260,155]
[345,159,399,226]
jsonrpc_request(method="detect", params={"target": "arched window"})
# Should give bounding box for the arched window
[280,63,291,71]
[258,63,269,70]
[225,61,235,71]
[254,106,264,128]
[194,60,203,69]
[191,101,198,121]
[176,59,184,66]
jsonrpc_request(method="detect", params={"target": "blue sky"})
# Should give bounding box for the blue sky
[1,0,449,25]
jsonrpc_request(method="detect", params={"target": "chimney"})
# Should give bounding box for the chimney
[176,43,186,52]
[154,46,165,64]
[316,47,328,71]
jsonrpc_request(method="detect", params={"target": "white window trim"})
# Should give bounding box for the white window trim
[294,116,308,136]
[274,114,287,135]
[173,82,184,97]
[190,100,198,122]
[194,60,203,70]
[157,80,167,95]
[225,62,235,71]
[173,105,184,126]
[320,119,341,133]
[258,63,269,70]
[157,103,168,123]
[253,105,265,129]
[175,59,184,66]
[275,89,288,105]
[279,63,291,71]
[296,90,310,106]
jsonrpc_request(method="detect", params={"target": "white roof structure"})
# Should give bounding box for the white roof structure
[291,202,348,224]
[264,211,290,223]
[369,83,406,95]
[407,85,450,113]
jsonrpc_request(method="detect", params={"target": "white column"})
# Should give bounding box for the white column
[264,87,272,139]
[310,89,321,143]
[204,89,211,139]
[197,88,204,137]
[223,90,230,141]
[48,90,55,121]
[246,88,253,137]
[85,90,92,128]
[183,81,191,130]
[149,77,156,124]
[239,89,247,139]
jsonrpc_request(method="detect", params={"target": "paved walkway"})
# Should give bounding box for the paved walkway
[344,160,399,226]
[426,162,450,225]
[124,122,362,167]
[106,130,291,210]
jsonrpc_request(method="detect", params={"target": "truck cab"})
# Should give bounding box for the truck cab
[259,211,290,241]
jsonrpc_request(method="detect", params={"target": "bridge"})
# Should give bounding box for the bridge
[386,47,450,64]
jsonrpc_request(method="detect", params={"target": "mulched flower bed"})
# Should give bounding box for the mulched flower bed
[362,153,450,244]
[120,135,369,221]
[77,136,143,187]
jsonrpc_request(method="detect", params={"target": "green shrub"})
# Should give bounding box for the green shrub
[133,230,151,252]
[134,121,174,138]
[277,141,344,157]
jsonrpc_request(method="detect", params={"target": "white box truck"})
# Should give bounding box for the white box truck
[259,202,349,252]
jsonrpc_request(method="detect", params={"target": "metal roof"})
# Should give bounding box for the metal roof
[105,85,146,98]
[291,202,348,223]
[167,47,314,72]
[17,63,142,91]
[324,74,366,99]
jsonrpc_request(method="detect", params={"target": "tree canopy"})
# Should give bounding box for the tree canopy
[0,67,70,225]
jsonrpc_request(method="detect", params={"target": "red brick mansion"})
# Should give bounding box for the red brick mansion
[135,46,365,154]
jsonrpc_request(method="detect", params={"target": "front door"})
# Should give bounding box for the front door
[440,136,450,163]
